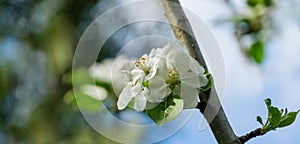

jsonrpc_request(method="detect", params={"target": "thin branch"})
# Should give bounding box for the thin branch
[159,0,241,143]
[238,128,265,143]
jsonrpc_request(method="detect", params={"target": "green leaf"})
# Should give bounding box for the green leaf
[146,96,183,126]
[259,99,299,134]
[247,0,260,7]
[264,106,282,132]
[265,98,271,107]
[278,111,299,128]
[142,81,149,88]
[201,73,214,91]
[248,41,265,64]
[257,116,264,125]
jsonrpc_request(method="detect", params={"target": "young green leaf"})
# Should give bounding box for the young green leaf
[146,96,184,126]
[278,111,300,128]
[258,99,299,134]
[264,106,282,132]
[248,41,265,64]
[257,116,264,126]
[265,98,271,107]
[201,73,214,91]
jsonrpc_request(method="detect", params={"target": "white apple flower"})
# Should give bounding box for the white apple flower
[117,54,171,111]
[117,40,208,111]
[152,41,208,108]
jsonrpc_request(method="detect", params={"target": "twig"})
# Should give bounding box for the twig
[238,128,265,143]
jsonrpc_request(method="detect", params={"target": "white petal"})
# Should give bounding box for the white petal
[161,40,188,56]
[117,84,133,110]
[147,57,168,80]
[111,56,135,95]
[180,84,199,109]
[149,48,163,58]
[130,68,145,76]
[167,50,190,74]
[130,69,145,87]
[147,57,159,79]
[130,82,143,97]
[147,76,171,103]
[199,75,209,87]
[118,58,135,74]
[172,85,181,96]
[159,42,173,56]
[134,89,148,111]
[79,85,108,101]
[156,58,169,80]
[180,72,201,88]
[189,58,205,74]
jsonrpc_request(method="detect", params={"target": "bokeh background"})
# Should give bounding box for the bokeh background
[0,0,299,143]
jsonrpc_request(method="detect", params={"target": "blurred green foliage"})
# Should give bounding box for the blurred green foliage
[0,0,120,143]
[224,0,275,64]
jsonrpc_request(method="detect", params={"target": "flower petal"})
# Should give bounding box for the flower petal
[134,88,149,111]
[112,57,135,95]
[154,57,168,80]
[180,72,201,88]
[189,58,205,74]
[147,56,160,79]
[118,58,135,74]
[117,84,133,110]
[147,76,171,103]
[199,74,209,87]
[180,84,199,109]
[130,69,145,86]
[167,50,190,74]
[172,85,181,96]
[130,82,143,97]
[160,40,188,56]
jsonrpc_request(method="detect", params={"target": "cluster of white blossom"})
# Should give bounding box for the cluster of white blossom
[117,41,208,111]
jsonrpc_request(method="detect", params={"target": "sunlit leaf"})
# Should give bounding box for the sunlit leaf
[265,98,271,107]
[264,106,282,132]
[248,41,265,64]
[201,72,214,91]
[146,95,183,126]
[278,111,299,128]
[257,116,264,126]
